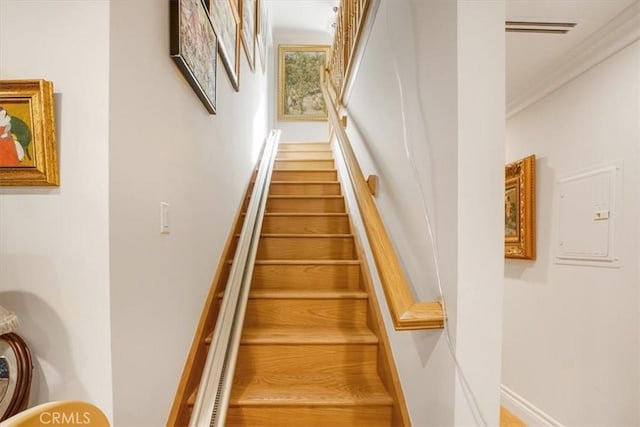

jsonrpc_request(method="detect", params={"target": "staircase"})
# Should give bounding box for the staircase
[226,141,405,426]
[178,141,408,426]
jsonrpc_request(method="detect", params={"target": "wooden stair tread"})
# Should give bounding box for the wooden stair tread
[230,374,393,406]
[230,259,361,265]
[259,233,352,238]
[270,180,340,184]
[205,327,378,345]
[240,327,378,344]
[249,290,366,298]
[268,195,343,199]
[263,212,348,217]
[217,290,368,299]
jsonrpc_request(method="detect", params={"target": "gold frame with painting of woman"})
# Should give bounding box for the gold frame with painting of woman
[0,80,58,186]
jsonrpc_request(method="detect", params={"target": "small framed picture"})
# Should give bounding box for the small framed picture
[505,154,536,259]
[209,0,241,91]
[0,79,58,186]
[239,0,257,71]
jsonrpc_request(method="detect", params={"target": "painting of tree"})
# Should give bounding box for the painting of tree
[278,45,329,121]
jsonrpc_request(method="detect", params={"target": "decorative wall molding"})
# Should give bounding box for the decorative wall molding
[501,385,564,427]
[507,1,640,118]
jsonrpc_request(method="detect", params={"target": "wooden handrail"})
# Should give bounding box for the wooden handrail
[321,73,444,330]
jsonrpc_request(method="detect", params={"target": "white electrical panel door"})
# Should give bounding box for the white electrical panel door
[555,161,621,267]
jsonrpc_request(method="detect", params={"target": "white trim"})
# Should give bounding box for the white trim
[501,385,564,427]
[507,1,640,118]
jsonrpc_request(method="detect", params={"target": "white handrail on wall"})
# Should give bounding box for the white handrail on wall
[189,129,281,427]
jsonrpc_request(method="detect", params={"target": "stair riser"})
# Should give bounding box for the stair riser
[269,182,341,196]
[261,215,350,234]
[244,299,368,328]
[235,344,378,375]
[271,170,337,181]
[266,197,345,213]
[276,151,333,160]
[252,264,361,290]
[275,160,335,170]
[257,236,356,260]
[226,406,392,427]
[278,142,331,151]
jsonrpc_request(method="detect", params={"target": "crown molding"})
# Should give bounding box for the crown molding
[507,1,640,119]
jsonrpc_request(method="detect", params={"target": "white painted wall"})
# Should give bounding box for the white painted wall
[503,40,640,426]
[340,0,504,425]
[0,0,113,419]
[269,31,331,141]
[108,1,268,426]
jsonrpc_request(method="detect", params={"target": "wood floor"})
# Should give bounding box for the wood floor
[500,406,526,427]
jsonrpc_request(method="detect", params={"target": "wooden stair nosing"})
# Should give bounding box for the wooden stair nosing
[228,259,361,265]
[204,327,379,345]
[217,290,368,299]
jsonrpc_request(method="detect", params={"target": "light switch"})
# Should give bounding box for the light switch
[160,202,170,234]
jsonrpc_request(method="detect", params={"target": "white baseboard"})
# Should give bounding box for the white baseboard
[501,385,564,427]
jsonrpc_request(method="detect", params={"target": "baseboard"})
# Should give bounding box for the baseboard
[501,385,564,427]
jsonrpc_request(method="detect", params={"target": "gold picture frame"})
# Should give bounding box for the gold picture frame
[0,80,59,186]
[505,154,536,259]
[277,44,330,122]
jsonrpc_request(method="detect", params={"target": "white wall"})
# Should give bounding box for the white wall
[269,31,331,141]
[108,0,268,426]
[340,0,504,425]
[0,0,113,419]
[503,40,640,426]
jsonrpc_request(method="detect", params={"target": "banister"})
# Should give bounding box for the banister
[321,74,444,331]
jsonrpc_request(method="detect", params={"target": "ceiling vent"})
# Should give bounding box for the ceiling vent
[505,21,576,34]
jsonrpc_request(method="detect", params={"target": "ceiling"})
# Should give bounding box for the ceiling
[506,0,636,102]
[267,0,637,102]
[268,0,338,36]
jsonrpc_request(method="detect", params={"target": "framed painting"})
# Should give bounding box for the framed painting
[170,0,218,114]
[209,0,240,91]
[505,154,536,259]
[240,0,256,72]
[0,80,58,186]
[277,44,330,121]
[256,0,269,73]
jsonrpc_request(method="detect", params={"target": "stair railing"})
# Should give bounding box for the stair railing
[189,129,281,427]
[320,77,443,331]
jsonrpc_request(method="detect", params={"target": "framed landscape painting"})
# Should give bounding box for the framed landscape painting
[240,0,256,71]
[0,79,58,186]
[209,0,240,91]
[505,154,536,259]
[256,0,269,73]
[170,0,217,113]
[277,44,330,121]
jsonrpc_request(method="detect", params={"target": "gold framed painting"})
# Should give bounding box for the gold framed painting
[505,154,536,259]
[277,44,330,122]
[0,80,59,186]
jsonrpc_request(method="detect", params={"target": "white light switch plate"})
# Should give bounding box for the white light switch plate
[160,202,170,234]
